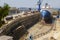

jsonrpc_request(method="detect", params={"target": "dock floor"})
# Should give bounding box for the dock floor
[19,18,60,40]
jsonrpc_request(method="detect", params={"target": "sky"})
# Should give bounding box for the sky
[0,0,60,8]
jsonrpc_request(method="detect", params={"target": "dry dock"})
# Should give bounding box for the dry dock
[20,18,60,40]
[0,11,60,40]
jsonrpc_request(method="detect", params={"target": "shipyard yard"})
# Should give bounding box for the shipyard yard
[0,0,60,40]
[0,3,60,40]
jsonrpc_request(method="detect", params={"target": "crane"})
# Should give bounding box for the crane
[37,0,43,12]
[37,0,54,24]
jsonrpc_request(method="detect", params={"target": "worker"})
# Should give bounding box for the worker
[28,35,33,40]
